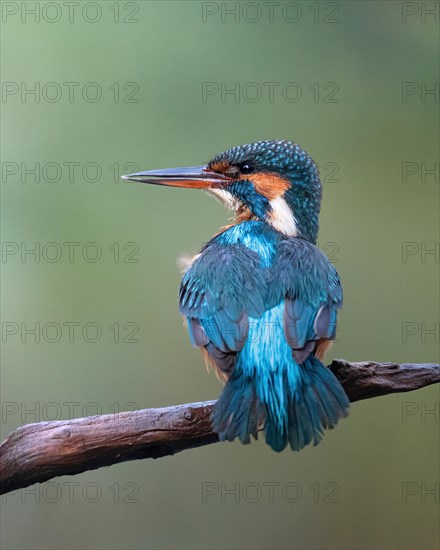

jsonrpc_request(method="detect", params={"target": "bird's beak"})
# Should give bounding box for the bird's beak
[121,165,231,189]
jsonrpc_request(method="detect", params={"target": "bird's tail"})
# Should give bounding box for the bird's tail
[212,356,349,452]
[266,356,349,451]
[211,370,264,445]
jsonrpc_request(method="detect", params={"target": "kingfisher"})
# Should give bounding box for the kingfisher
[123,140,349,452]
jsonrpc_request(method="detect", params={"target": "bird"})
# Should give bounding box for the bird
[122,139,349,452]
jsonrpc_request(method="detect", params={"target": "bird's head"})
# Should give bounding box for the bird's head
[123,140,322,243]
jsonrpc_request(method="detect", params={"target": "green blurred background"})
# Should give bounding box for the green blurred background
[1,1,439,549]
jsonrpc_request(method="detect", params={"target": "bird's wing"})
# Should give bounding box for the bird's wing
[179,242,267,377]
[268,238,343,363]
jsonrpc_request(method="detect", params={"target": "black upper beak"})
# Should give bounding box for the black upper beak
[121,165,231,189]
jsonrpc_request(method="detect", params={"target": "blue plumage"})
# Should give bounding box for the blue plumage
[181,220,348,451]
[123,139,349,451]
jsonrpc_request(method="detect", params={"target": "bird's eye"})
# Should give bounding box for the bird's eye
[239,163,255,174]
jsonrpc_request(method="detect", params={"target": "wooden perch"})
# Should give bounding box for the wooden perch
[0,359,439,495]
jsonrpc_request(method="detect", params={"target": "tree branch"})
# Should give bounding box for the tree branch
[1,359,439,495]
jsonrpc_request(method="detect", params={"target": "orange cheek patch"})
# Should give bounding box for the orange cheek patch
[244,172,290,200]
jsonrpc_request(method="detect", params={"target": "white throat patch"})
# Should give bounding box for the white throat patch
[206,188,240,211]
[269,196,298,236]
[206,188,298,237]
